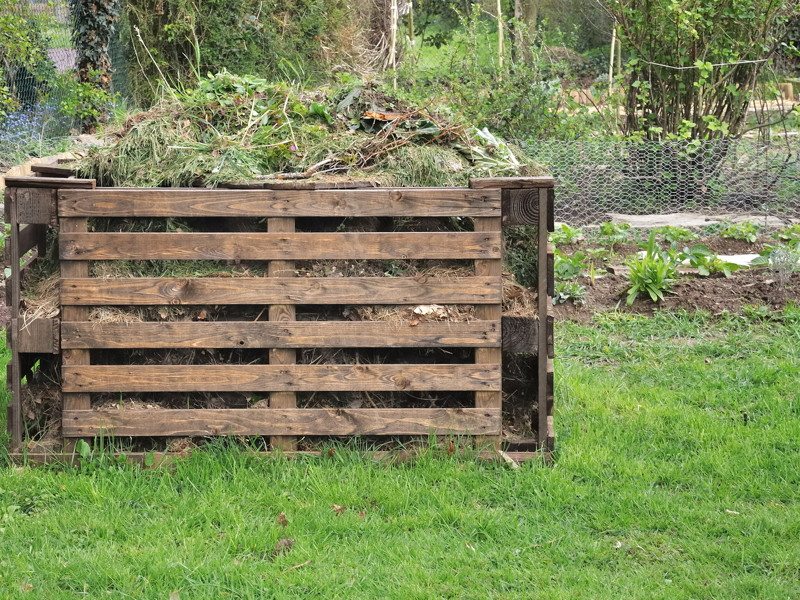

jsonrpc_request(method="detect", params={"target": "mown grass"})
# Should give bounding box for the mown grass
[1,310,799,598]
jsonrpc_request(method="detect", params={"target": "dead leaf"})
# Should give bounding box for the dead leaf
[169,592,180,600]
[447,440,456,455]
[357,511,366,520]
[277,512,288,527]
[273,538,294,556]
[326,448,335,458]
[195,309,208,321]
[331,504,346,515]
[19,582,33,593]
[725,509,740,515]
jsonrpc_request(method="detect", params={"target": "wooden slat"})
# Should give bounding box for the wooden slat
[473,216,503,450]
[58,188,501,217]
[59,232,501,261]
[537,188,551,451]
[469,176,554,189]
[60,217,91,453]
[267,216,297,451]
[8,187,22,447]
[61,276,501,305]
[61,364,501,392]
[62,407,501,437]
[61,321,501,349]
[31,163,77,177]
[15,188,56,224]
[5,176,95,189]
[4,223,40,263]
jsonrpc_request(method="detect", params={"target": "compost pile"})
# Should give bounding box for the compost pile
[19,72,544,450]
[79,71,542,187]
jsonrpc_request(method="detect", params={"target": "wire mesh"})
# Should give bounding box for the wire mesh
[527,139,800,225]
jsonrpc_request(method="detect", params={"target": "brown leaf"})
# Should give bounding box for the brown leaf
[357,510,366,520]
[195,309,208,321]
[326,448,336,458]
[331,504,346,515]
[169,592,180,600]
[447,439,456,455]
[277,512,288,527]
[273,538,294,556]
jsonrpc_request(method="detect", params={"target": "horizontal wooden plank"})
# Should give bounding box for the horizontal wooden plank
[62,407,501,437]
[58,188,501,217]
[30,163,78,177]
[15,188,56,224]
[62,364,501,392]
[61,320,500,349]
[5,176,95,189]
[59,232,501,260]
[4,224,40,263]
[61,276,501,305]
[470,176,555,189]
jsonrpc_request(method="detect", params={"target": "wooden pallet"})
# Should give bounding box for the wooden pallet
[4,172,555,461]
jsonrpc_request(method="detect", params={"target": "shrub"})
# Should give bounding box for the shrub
[626,232,679,304]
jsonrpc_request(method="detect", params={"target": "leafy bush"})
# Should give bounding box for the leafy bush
[554,281,586,305]
[720,221,760,243]
[626,232,679,304]
[655,225,697,245]
[679,244,740,277]
[550,223,583,246]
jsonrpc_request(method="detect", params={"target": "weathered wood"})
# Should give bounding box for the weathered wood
[8,188,23,448]
[61,320,501,349]
[62,407,501,437]
[546,244,555,297]
[547,187,555,232]
[30,163,78,177]
[502,189,539,226]
[59,232,501,261]
[15,188,56,224]
[4,223,41,263]
[60,276,501,305]
[537,188,551,450]
[470,176,555,189]
[500,316,552,355]
[58,188,501,218]
[61,364,501,392]
[474,217,503,450]
[5,176,95,189]
[60,217,91,453]
[17,318,59,353]
[267,216,297,451]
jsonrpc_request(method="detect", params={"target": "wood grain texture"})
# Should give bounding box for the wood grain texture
[17,317,59,353]
[30,163,77,177]
[469,176,555,189]
[60,276,501,305]
[473,217,503,449]
[502,189,540,226]
[61,321,501,349]
[62,407,501,437]
[15,188,56,224]
[537,188,551,450]
[58,188,501,217]
[61,364,501,392]
[7,189,22,447]
[5,176,95,189]
[59,232,501,261]
[267,216,297,451]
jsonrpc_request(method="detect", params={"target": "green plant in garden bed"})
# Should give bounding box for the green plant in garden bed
[554,280,587,305]
[549,223,583,246]
[626,232,679,304]
[597,221,631,250]
[774,224,800,248]
[679,244,741,277]
[655,225,697,245]
[720,221,760,243]
[554,249,587,280]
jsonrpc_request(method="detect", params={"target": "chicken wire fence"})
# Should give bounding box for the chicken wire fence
[527,139,800,226]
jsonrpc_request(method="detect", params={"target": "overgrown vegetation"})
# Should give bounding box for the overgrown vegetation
[79,71,541,187]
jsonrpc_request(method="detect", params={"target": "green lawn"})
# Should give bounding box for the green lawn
[1,310,798,598]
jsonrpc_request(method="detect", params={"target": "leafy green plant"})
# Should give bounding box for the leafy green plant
[626,232,679,305]
[59,72,115,124]
[751,244,800,283]
[550,223,583,246]
[655,225,697,245]
[554,249,587,280]
[774,224,800,248]
[720,221,760,243]
[554,281,586,305]
[597,221,631,249]
[679,244,741,277]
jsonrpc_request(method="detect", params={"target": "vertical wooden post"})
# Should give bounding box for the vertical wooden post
[7,189,23,448]
[537,188,552,452]
[60,217,91,453]
[474,216,503,450]
[267,217,297,451]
